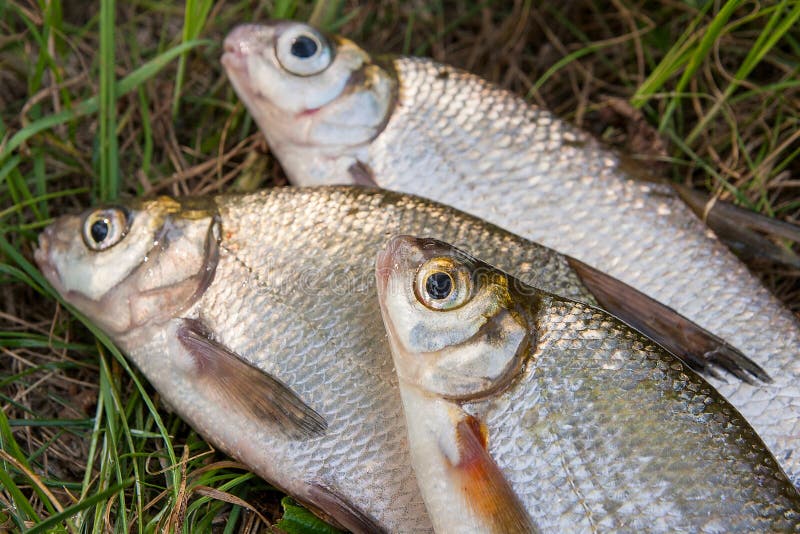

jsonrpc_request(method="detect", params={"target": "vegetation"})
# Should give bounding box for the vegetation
[1,0,798,531]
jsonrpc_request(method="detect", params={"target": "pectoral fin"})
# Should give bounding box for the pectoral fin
[567,257,770,384]
[348,160,378,187]
[176,318,327,439]
[449,416,536,533]
[673,184,800,268]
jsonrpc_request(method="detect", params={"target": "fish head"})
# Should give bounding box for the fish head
[376,235,531,400]
[222,20,395,183]
[35,197,220,339]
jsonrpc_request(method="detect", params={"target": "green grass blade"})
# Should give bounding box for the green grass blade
[309,0,344,29]
[98,0,119,201]
[0,468,38,528]
[25,478,135,534]
[0,187,89,221]
[631,1,714,107]
[527,44,604,97]
[272,0,298,18]
[659,0,744,131]
[0,39,211,163]
[686,1,800,144]
[0,411,42,526]
[171,0,215,118]
[277,497,343,534]
[96,348,128,531]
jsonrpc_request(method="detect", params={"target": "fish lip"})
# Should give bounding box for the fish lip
[220,45,246,73]
[375,235,412,296]
[222,36,239,56]
[34,227,66,293]
[223,23,276,58]
[221,25,264,74]
[221,26,263,92]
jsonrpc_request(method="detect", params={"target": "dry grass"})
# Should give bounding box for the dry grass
[1,0,798,531]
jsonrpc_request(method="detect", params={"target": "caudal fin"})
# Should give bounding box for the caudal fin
[673,184,800,269]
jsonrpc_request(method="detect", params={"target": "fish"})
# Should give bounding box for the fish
[221,20,800,485]
[35,186,769,532]
[376,235,800,533]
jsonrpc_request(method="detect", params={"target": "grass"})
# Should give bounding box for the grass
[1,0,799,531]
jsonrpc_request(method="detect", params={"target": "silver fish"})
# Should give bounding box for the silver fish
[376,235,800,533]
[36,187,767,532]
[221,20,800,485]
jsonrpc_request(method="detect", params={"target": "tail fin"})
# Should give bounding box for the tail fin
[673,184,800,268]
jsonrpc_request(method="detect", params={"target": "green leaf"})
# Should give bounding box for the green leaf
[276,497,344,534]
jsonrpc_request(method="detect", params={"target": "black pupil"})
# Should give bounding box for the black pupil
[90,219,109,243]
[426,272,453,300]
[291,35,318,58]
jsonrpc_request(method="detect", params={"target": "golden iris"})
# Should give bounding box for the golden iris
[81,207,130,251]
[415,257,472,311]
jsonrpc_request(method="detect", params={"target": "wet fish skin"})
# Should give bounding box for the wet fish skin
[377,235,800,533]
[222,21,800,485]
[38,186,647,532]
[221,22,768,386]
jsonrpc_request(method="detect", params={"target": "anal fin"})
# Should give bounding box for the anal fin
[176,318,327,439]
[450,416,537,533]
[567,257,770,384]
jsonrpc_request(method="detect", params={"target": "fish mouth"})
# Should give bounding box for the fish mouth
[221,25,261,76]
[34,226,63,292]
[375,237,410,377]
[222,23,275,70]
[220,47,246,76]
[222,24,266,57]
[375,235,411,297]
[222,36,239,56]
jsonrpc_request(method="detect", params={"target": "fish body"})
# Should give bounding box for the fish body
[222,21,800,484]
[376,235,800,533]
[39,187,658,532]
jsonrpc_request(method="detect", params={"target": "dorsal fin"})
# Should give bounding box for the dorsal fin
[567,257,770,384]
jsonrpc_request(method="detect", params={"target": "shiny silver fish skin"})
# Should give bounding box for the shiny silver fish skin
[222,22,800,485]
[377,236,800,533]
[36,187,637,532]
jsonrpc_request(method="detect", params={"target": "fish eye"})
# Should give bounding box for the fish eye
[425,271,453,300]
[415,257,472,311]
[81,207,130,251]
[275,25,333,77]
[291,35,317,58]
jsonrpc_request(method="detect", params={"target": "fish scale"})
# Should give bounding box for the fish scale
[375,236,800,532]
[222,21,800,480]
[355,57,800,482]
[38,185,798,531]
[181,188,606,530]
[486,298,786,533]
